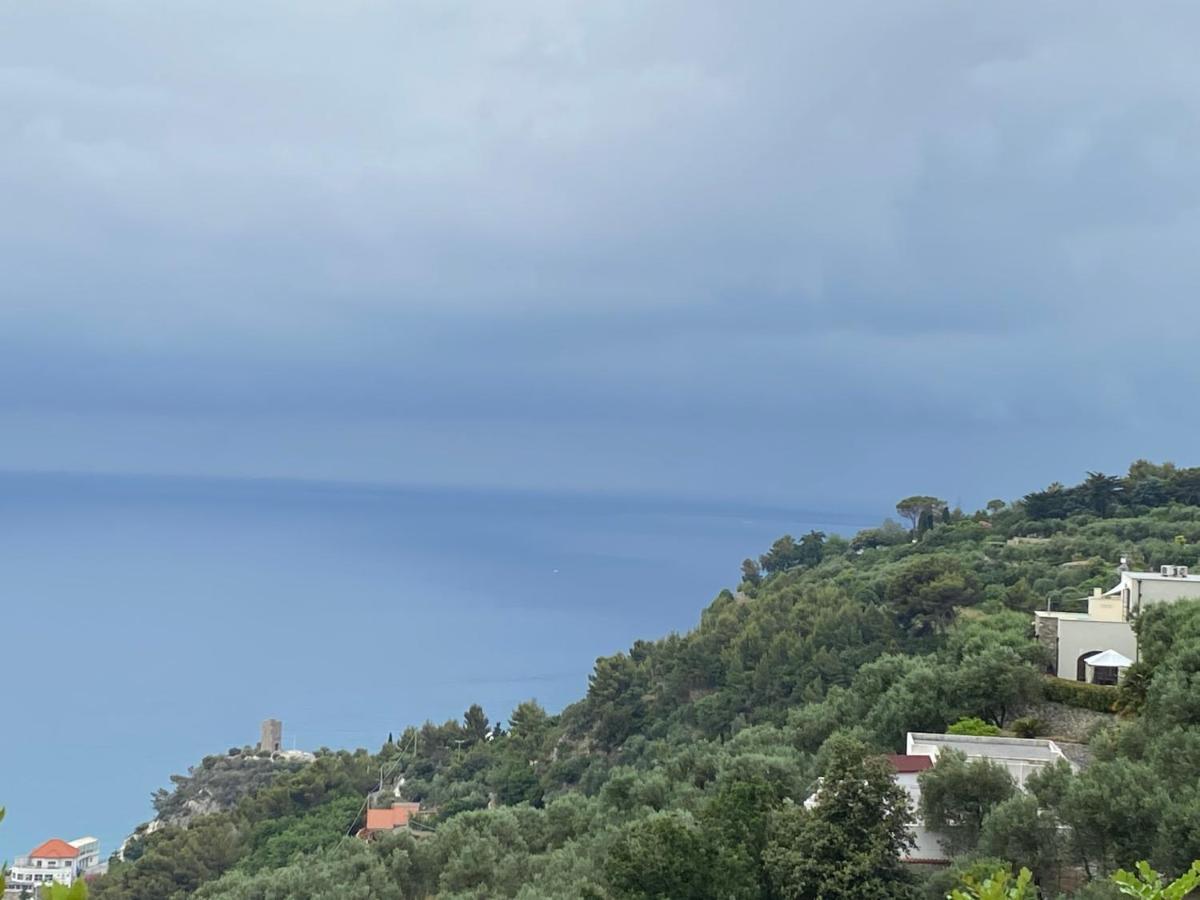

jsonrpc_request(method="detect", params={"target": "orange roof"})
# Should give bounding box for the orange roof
[365,803,421,831]
[30,839,80,859]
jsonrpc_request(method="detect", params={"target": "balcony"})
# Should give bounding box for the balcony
[10,856,72,869]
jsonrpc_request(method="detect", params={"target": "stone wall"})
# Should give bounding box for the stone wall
[1012,699,1114,743]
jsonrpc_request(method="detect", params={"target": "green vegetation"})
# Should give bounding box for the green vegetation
[1111,860,1200,899]
[88,462,1200,897]
[1041,678,1119,713]
[948,717,1003,736]
[951,867,1035,900]
[44,883,89,900]
[919,751,1015,855]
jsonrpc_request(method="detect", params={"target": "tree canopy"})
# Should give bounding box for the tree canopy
[89,461,1200,899]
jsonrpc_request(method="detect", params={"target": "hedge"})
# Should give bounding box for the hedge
[1041,676,1119,713]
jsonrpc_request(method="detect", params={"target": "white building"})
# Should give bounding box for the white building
[4,837,103,894]
[891,733,1077,864]
[883,754,943,864]
[805,735,1074,866]
[1035,566,1200,683]
[905,732,1073,787]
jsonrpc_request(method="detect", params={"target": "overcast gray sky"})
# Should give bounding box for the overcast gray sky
[3,1,1199,508]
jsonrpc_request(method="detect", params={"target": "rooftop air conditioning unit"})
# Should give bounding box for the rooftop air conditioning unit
[1179,566,1190,577]
[1161,565,1176,577]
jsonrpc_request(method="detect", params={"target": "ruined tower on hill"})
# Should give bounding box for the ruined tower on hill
[259,718,282,753]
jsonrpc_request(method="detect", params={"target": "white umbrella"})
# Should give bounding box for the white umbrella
[1085,649,1134,669]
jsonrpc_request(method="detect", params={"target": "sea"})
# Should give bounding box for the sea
[0,471,882,862]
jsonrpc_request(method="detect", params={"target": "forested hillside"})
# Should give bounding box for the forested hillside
[90,461,1200,899]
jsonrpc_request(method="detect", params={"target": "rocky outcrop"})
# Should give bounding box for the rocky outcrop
[117,747,315,860]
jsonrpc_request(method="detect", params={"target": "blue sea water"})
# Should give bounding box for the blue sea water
[0,472,881,862]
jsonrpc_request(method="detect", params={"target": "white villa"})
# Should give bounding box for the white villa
[806,733,1075,865]
[1035,565,1200,683]
[890,732,1076,864]
[4,836,104,894]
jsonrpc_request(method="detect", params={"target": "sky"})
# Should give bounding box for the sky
[4,2,1200,509]
[4,0,1200,865]
[3,2,1200,508]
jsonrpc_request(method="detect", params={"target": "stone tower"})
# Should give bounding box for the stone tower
[259,718,283,753]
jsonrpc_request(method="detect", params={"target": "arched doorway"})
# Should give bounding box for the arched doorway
[1077,650,1102,682]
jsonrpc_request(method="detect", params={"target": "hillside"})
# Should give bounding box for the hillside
[88,461,1200,899]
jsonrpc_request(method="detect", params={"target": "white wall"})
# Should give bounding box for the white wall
[1131,576,1200,612]
[6,859,77,889]
[893,770,948,863]
[1056,618,1138,679]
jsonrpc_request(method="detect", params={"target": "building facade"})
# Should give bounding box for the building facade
[884,754,943,864]
[5,837,102,894]
[1035,589,1138,682]
[892,733,1076,864]
[807,734,1075,866]
[1035,567,1200,682]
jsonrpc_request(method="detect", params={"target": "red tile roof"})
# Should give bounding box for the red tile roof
[885,754,934,773]
[364,803,421,831]
[30,839,80,859]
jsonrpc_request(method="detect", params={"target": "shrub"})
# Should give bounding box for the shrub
[1010,717,1043,739]
[1041,677,1118,713]
[948,717,1002,737]
[950,866,1035,900]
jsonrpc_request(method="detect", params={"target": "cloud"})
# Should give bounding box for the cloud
[3,1,1200,501]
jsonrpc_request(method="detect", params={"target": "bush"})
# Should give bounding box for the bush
[948,717,1002,737]
[1010,717,1043,739]
[1041,677,1118,713]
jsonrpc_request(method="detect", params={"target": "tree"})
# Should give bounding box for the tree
[740,558,762,587]
[950,867,1035,900]
[1024,758,1073,812]
[1111,860,1200,899]
[895,496,946,533]
[760,535,822,574]
[986,499,1006,515]
[1083,472,1124,517]
[1022,483,1077,520]
[763,749,916,899]
[917,509,935,536]
[699,764,799,892]
[604,811,756,899]
[1128,459,1177,483]
[950,648,1041,728]
[797,530,826,568]
[851,519,909,551]
[884,556,981,637]
[491,756,542,806]
[508,700,549,745]
[978,793,1065,889]
[1129,477,1171,509]
[918,750,1015,855]
[463,705,489,744]
[586,654,647,750]
[1059,759,1164,876]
